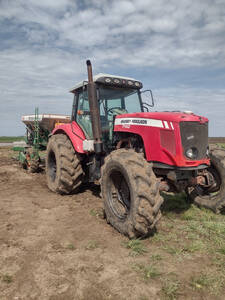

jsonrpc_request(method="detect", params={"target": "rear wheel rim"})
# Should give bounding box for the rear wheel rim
[107,169,131,219]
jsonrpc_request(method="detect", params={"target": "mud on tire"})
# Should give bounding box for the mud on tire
[187,147,225,213]
[101,149,163,238]
[46,134,83,194]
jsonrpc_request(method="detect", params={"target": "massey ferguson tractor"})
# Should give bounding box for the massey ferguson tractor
[45,60,225,238]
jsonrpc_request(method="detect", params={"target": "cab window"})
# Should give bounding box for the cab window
[76,90,93,139]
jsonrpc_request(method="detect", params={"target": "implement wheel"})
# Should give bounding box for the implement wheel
[101,149,163,238]
[27,159,40,173]
[46,134,83,194]
[187,148,225,213]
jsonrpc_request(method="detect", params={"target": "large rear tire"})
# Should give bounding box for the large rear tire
[46,134,83,194]
[187,148,225,213]
[101,149,163,238]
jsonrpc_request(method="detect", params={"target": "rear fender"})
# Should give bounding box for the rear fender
[51,121,86,154]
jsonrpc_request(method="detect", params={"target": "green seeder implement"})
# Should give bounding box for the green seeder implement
[14,108,70,172]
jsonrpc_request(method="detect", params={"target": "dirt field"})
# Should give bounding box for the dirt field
[0,147,224,300]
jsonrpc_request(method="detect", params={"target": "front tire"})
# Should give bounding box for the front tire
[187,148,225,213]
[46,134,83,194]
[101,149,163,238]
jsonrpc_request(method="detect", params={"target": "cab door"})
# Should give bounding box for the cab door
[75,89,93,139]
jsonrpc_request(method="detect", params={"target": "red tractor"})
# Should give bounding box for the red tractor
[46,60,225,238]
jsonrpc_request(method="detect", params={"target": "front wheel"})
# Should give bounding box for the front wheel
[187,148,225,213]
[101,149,163,238]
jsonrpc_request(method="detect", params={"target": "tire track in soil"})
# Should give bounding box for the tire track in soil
[0,155,160,300]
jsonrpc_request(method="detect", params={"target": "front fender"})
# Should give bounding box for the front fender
[51,121,86,154]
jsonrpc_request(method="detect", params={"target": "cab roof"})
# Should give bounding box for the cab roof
[70,73,143,93]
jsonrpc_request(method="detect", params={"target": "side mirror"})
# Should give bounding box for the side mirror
[141,89,154,111]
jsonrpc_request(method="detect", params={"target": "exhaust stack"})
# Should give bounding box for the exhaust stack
[86,60,103,153]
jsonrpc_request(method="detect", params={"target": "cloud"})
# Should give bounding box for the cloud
[1,0,225,68]
[0,0,225,136]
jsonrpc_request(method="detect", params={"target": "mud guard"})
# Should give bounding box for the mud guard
[51,121,86,154]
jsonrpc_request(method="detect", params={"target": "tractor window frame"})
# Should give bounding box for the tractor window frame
[138,89,144,112]
[71,92,78,121]
[72,87,89,122]
[75,87,93,139]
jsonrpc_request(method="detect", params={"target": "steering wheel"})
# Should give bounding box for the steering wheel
[107,107,128,116]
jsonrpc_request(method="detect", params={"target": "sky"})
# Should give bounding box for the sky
[0,0,225,136]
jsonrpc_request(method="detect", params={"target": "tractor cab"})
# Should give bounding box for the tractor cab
[70,74,148,148]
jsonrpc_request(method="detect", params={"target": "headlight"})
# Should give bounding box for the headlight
[185,147,198,159]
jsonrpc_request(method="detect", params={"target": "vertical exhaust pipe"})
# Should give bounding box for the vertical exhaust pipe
[86,60,103,153]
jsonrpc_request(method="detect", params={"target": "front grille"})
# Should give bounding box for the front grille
[180,121,208,160]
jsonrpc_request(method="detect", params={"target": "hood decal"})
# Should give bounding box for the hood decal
[115,117,164,128]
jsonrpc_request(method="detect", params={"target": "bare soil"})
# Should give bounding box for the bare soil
[0,147,224,300]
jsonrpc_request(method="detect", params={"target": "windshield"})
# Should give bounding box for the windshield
[98,86,143,115]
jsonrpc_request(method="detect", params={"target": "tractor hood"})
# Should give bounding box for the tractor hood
[114,111,209,168]
[115,111,208,124]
